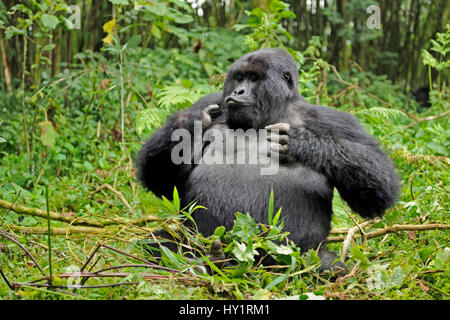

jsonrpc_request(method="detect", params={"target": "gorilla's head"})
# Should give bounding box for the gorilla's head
[223,48,300,129]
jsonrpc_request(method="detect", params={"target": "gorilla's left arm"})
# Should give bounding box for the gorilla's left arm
[270,103,400,219]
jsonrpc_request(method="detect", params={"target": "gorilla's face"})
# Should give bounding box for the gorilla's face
[223,48,299,129]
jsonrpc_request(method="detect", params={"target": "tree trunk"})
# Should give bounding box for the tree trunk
[0,31,12,94]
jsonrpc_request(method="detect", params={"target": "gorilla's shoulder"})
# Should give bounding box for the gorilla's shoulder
[191,92,223,110]
[292,100,374,142]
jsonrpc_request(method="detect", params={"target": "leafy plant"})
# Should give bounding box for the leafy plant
[421,24,450,91]
[233,0,296,50]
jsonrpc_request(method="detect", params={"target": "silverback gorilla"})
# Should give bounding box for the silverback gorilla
[136,48,400,272]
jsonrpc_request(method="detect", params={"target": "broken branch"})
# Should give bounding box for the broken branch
[9,225,106,235]
[327,223,450,243]
[0,199,103,227]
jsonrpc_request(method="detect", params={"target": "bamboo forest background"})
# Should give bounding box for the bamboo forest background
[1,0,449,93]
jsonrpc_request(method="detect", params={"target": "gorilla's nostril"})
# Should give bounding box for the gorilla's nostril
[233,88,246,96]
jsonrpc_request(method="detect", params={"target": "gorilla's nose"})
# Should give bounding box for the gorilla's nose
[233,88,246,96]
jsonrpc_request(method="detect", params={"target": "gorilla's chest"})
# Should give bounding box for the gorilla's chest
[183,123,332,221]
[196,123,274,171]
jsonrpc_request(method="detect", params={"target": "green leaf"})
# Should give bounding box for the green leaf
[167,9,193,24]
[144,2,167,16]
[350,246,370,269]
[198,252,230,279]
[203,62,215,77]
[83,161,94,172]
[214,226,226,237]
[268,189,274,225]
[275,245,293,255]
[181,208,197,228]
[43,43,55,51]
[228,212,260,242]
[173,14,193,24]
[160,246,184,268]
[151,23,161,39]
[41,14,59,29]
[5,26,27,39]
[109,0,129,4]
[302,249,321,267]
[166,25,189,43]
[421,49,437,67]
[126,34,141,48]
[250,8,265,18]
[172,187,180,211]
[232,241,257,263]
[269,0,290,13]
[265,255,296,290]
[434,247,449,269]
[39,121,57,149]
[161,195,176,213]
[276,10,296,19]
[22,216,38,226]
[272,208,282,227]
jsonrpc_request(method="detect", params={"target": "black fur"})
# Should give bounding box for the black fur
[136,49,400,271]
[412,86,431,108]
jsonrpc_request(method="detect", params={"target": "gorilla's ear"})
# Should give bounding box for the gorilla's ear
[283,71,293,88]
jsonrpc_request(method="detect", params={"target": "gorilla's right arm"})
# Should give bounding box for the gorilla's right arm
[136,92,223,198]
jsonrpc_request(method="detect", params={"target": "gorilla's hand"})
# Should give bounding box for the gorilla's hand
[202,104,220,127]
[174,104,220,130]
[265,122,292,161]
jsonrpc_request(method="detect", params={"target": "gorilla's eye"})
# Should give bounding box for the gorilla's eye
[234,74,243,82]
[248,73,259,82]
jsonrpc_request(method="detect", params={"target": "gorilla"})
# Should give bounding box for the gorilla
[136,48,400,272]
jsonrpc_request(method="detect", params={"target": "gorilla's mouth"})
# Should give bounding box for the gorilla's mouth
[225,96,252,107]
[225,102,261,130]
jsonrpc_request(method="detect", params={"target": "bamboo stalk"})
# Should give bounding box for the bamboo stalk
[21,36,30,157]
[327,223,450,243]
[9,225,106,235]
[0,199,104,227]
[0,31,12,94]
[45,185,53,284]
[0,198,161,228]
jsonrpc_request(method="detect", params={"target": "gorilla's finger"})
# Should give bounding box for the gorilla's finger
[202,104,220,127]
[205,104,221,118]
[269,142,289,155]
[265,122,291,133]
[267,133,289,145]
[278,144,288,154]
[201,113,212,127]
[204,104,220,114]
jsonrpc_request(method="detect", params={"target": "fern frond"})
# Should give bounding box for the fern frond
[137,85,215,134]
[136,108,172,134]
[355,107,407,121]
[156,85,210,110]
